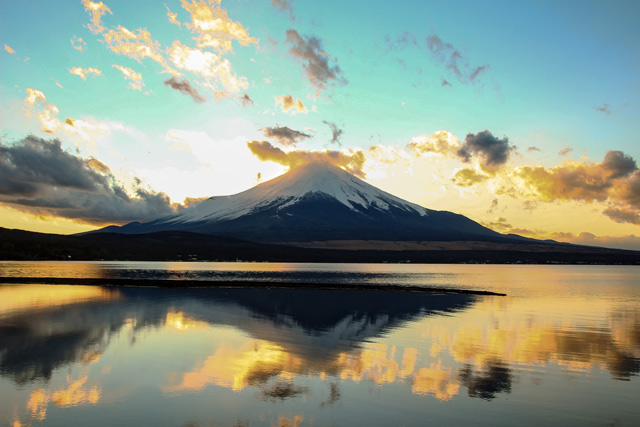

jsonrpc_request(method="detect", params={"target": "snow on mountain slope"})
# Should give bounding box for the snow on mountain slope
[157,162,428,226]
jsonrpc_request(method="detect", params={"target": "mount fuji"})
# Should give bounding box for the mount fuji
[95,162,520,243]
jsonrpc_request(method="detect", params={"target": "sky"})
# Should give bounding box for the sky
[1,0,639,250]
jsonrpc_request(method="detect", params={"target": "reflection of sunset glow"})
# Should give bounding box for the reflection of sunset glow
[165,311,208,331]
[276,415,304,427]
[412,363,460,401]
[27,389,49,421]
[163,340,303,393]
[52,376,101,407]
[0,285,120,316]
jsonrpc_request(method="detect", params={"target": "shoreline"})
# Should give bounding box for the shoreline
[0,277,506,296]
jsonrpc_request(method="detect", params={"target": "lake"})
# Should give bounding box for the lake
[1,262,639,426]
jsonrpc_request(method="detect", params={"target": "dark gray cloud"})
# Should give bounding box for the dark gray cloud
[457,130,515,167]
[285,29,346,91]
[322,121,344,146]
[271,0,295,21]
[239,92,254,107]
[163,77,205,103]
[602,150,637,179]
[0,136,176,225]
[261,126,311,146]
[426,34,489,86]
[603,207,640,225]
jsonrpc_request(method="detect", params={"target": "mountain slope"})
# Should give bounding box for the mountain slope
[95,162,516,243]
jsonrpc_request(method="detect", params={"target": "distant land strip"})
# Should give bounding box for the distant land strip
[0,277,506,296]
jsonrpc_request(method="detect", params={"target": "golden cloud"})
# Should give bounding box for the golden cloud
[103,25,171,71]
[69,66,102,80]
[407,130,460,157]
[451,168,490,187]
[166,6,181,26]
[4,44,16,54]
[180,0,258,54]
[82,0,112,34]
[247,140,366,177]
[275,95,307,114]
[112,64,145,91]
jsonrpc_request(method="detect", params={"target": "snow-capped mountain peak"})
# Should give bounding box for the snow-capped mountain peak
[161,162,428,226]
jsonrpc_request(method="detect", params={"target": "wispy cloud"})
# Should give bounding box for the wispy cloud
[247,140,365,177]
[275,95,307,114]
[0,136,177,224]
[113,64,145,91]
[426,34,489,85]
[4,44,16,54]
[595,103,612,115]
[261,126,311,146]
[163,76,205,103]
[322,121,344,145]
[166,5,181,26]
[69,66,102,80]
[285,29,346,91]
[239,92,254,107]
[82,0,112,34]
[103,25,170,69]
[71,36,87,52]
[558,146,573,156]
[271,0,295,21]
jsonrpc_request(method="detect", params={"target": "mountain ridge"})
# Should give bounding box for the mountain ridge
[92,162,522,243]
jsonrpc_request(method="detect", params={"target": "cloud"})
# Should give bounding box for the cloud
[180,0,257,54]
[509,151,640,225]
[271,0,295,21]
[596,103,612,115]
[457,130,515,169]
[82,0,112,34]
[4,44,16,54]
[261,126,311,146]
[166,6,181,26]
[71,36,87,52]
[0,136,177,225]
[163,76,205,103]
[451,168,490,187]
[275,95,307,114]
[384,32,419,51]
[69,67,102,80]
[322,121,344,145]
[167,41,248,94]
[113,64,145,91]
[239,92,254,107]
[558,146,573,156]
[487,199,498,214]
[407,130,460,157]
[441,79,452,87]
[527,146,541,152]
[247,140,366,177]
[426,34,489,85]
[103,25,170,70]
[285,29,345,91]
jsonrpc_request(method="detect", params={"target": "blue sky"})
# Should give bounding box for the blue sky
[1,0,639,249]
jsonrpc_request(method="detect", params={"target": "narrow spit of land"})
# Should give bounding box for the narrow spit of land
[0,277,506,296]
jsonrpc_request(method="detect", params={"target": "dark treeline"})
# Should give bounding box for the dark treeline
[1,228,639,264]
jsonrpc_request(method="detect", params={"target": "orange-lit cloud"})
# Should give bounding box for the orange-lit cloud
[180,0,258,54]
[451,168,490,187]
[113,64,144,91]
[247,140,366,177]
[82,0,112,34]
[508,150,639,224]
[4,44,16,54]
[69,66,102,80]
[275,95,307,114]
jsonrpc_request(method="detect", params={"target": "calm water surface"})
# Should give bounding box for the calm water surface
[1,262,639,426]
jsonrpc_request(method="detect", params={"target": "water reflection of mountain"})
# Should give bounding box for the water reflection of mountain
[0,286,476,384]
